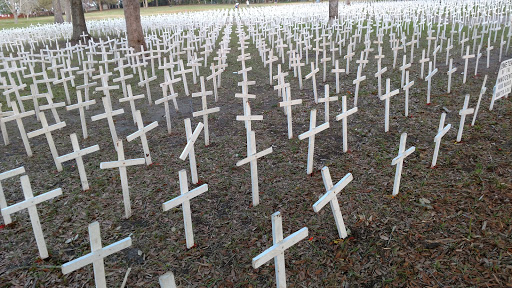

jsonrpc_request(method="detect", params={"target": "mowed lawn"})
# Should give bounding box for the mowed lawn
[0,2,297,30]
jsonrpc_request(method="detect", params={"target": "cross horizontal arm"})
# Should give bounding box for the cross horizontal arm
[126,122,159,142]
[162,184,208,211]
[179,122,204,160]
[236,147,273,166]
[434,124,451,142]
[0,166,25,181]
[2,188,62,217]
[192,107,220,118]
[391,147,416,165]
[298,123,330,140]
[56,145,100,163]
[313,173,353,212]
[100,158,146,169]
[61,237,132,274]
[252,227,308,269]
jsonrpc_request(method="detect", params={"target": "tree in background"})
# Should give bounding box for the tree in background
[53,0,64,23]
[71,0,90,42]
[0,0,38,23]
[123,0,146,52]
[64,0,71,22]
[328,0,337,25]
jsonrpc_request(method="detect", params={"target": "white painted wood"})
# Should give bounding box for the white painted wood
[462,46,475,84]
[403,71,414,117]
[182,119,201,184]
[192,76,220,146]
[446,58,457,94]
[431,113,451,168]
[1,101,34,156]
[119,85,145,125]
[66,90,96,139]
[298,109,330,175]
[159,271,177,288]
[391,133,415,196]
[317,85,338,123]
[335,96,358,152]
[91,97,124,149]
[279,86,302,139]
[379,79,399,132]
[100,140,145,218]
[27,112,66,171]
[162,169,208,249]
[313,167,352,239]
[331,60,345,94]
[425,61,438,104]
[352,65,366,106]
[457,94,474,142]
[0,166,25,225]
[0,103,13,145]
[126,110,158,165]
[471,75,487,126]
[61,221,132,288]
[1,175,62,259]
[304,62,319,103]
[56,133,100,191]
[252,211,308,288]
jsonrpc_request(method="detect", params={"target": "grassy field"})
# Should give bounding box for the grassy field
[0,2,301,30]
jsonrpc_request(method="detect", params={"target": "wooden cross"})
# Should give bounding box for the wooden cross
[431,113,451,168]
[0,166,25,225]
[352,65,366,106]
[486,37,493,68]
[159,271,177,288]
[27,112,66,171]
[179,119,204,184]
[265,50,279,85]
[56,133,99,191]
[157,71,181,134]
[474,45,482,76]
[313,167,352,239]
[112,58,133,98]
[399,55,411,88]
[2,102,35,156]
[446,58,457,94]
[0,103,13,145]
[317,84,338,123]
[305,62,319,103]
[162,169,208,249]
[206,63,223,101]
[192,76,220,146]
[1,175,62,259]
[425,62,438,104]
[174,59,193,96]
[119,84,144,125]
[61,221,132,288]
[279,86,302,139]
[445,38,453,65]
[471,75,487,126]
[418,49,430,79]
[126,110,158,165]
[100,140,145,218]
[432,45,440,70]
[66,91,96,139]
[298,109,330,175]
[380,79,399,132]
[40,94,65,123]
[374,65,387,98]
[91,97,124,149]
[457,94,474,143]
[462,46,475,84]
[344,44,355,74]
[331,60,345,94]
[93,66,119,101]
[391,133,415,196]
[403,71,414,117]
[138,69,157,105]
[252,211,308,288]
[335,96,358,152]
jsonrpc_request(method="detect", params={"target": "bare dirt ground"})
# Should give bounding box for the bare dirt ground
[0,26,511,287]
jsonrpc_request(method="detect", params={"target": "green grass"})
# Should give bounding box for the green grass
[0,2,302,30]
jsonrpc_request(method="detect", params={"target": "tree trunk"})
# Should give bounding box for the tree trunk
[53,0,64,23]
[156,0,158,7]
[345,0,350,5]
[13,13,18,24]
[71,0,90,43]
[98,0,103,11]
[123,0,146,52]
[65,0,72,22]
[328,0,338,26]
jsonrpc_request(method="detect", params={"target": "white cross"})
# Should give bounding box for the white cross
[399,55,411,88]
[159,271,177,288]
[335,96,358,152]
[380,79,399,132]
[298,109,330,175]
[446,58,457,94]
[462,46,475,84]
[352,65,366,107]
[331,60,345,94]
[419,49,430,79]
[1,102,34,156]
[119,84,145,125]
[457,94,475,143]
[27,112,66,171]
[40,93,65,123]
[265,50,279,85]
[56,133,99,190]
[0,166,25,225]
[305,62,319,103]
[61,221,132,288]
[91,97,124,149]
[138,69,157,105]
[317,84,338,123]
[431,113,451,168]
[1,175,61,259]
[313,167,352,239]
[279,86,302,139]
[162,169,208,249]
[100,140,145,218]
[391,133,415,196]
[113,58,134,98]
[445,38,453,65]
[252,211,308,288]
[66,90,96,139]
[0,103,13,145]
[206,63,223,101]
[157,71,181,134]
[374,65,387,98]
[403,71,414,117]
[474,45,482,76]
[486,37,493,68]
[471,75,487,126]
[236,129,273,207]
[179,119,204,184]
[126,110,158,165]
[174,59,193,96]
[192,76,220,146]
[425,61,438,104]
